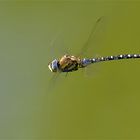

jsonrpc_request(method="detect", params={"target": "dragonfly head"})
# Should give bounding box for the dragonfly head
[48,59,59,72]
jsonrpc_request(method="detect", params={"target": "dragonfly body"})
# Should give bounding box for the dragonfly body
[48,54,140,73]
[48,54,81,73]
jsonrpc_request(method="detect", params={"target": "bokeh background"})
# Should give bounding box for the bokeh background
[0,1,140,139]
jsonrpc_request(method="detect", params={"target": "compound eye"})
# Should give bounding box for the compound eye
[48,59,58,72]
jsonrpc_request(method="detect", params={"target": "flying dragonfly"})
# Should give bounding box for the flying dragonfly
[48,18,140,73]
[48,54,140,73]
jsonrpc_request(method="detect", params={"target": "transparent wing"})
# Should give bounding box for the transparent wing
[83,54,102,78]
[78,17,107,77]
[77,16,106,58]
[47,72,61,92]
[48,31,65,60]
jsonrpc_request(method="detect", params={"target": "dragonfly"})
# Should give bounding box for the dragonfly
[48,18,140,73]
[48,54,140,73]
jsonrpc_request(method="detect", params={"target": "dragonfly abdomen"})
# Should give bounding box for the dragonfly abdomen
[81,54,140,67]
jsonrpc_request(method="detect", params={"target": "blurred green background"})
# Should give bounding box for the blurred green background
[0,1,140,139]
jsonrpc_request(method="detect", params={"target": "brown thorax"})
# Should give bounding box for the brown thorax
[58,54,81,72]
